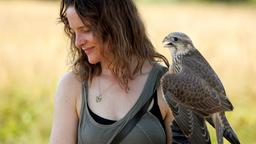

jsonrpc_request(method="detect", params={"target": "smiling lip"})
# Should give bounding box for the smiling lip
[84,47,94,54]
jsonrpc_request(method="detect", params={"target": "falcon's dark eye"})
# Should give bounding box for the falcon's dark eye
[172,37,178,42]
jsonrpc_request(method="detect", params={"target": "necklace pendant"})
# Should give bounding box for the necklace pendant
[96,94,102,103]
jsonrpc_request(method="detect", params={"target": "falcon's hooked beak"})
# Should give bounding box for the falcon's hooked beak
[162,36,176,48]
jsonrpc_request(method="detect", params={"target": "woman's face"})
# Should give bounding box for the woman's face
[66,6,107,64]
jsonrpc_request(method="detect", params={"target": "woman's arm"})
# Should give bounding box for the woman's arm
[50,72,81,144]
[164,107,174,144]
[157,87,174,144]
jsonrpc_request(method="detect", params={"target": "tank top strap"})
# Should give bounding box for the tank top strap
[78,81,88,137]
[131,63,168,114]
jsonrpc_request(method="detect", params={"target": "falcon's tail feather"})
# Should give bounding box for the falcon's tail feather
[212,113,224,144]
[207,113,240,144]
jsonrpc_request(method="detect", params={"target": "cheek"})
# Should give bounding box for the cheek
[92,45,103,60]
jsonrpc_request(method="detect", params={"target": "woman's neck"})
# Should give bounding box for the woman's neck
[100,57,152,77]
[100,61,113,77]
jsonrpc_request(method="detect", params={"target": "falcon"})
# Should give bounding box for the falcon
[161,32,240,144]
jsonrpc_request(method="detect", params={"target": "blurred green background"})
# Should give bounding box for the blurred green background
[0,0,255,143]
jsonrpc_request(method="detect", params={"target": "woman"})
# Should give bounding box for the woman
[50,0,188,143]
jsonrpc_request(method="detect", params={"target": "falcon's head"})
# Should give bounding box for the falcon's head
[163,32,195,57]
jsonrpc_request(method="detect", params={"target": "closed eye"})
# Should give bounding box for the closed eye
[80,27,91,33]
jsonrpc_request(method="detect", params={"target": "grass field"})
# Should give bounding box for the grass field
[0,1,255,143]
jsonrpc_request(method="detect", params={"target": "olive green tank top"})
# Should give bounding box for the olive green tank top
[78,63,167,144]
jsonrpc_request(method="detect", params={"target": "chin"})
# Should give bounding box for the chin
[88,58,100,64]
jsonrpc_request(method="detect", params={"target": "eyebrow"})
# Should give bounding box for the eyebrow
[69,25,85,32]
[69,22,91,32]
[76,25,91,31]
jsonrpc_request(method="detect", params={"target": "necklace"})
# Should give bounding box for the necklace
[96,78,115,103]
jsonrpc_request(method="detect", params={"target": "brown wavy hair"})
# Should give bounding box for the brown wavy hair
[59,0,169,90]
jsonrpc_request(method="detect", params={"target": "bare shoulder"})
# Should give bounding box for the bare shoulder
[57,71,81,95]
[54,71,82,107]
[58,71,81,88]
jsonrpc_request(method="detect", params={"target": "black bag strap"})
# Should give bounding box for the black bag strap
[110,95,154,144]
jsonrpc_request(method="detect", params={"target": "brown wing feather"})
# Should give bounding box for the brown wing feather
[183,50,226,95]
[163,90,211,143]
[162,68,232,117]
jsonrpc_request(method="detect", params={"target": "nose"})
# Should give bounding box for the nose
[75,33,87,48]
